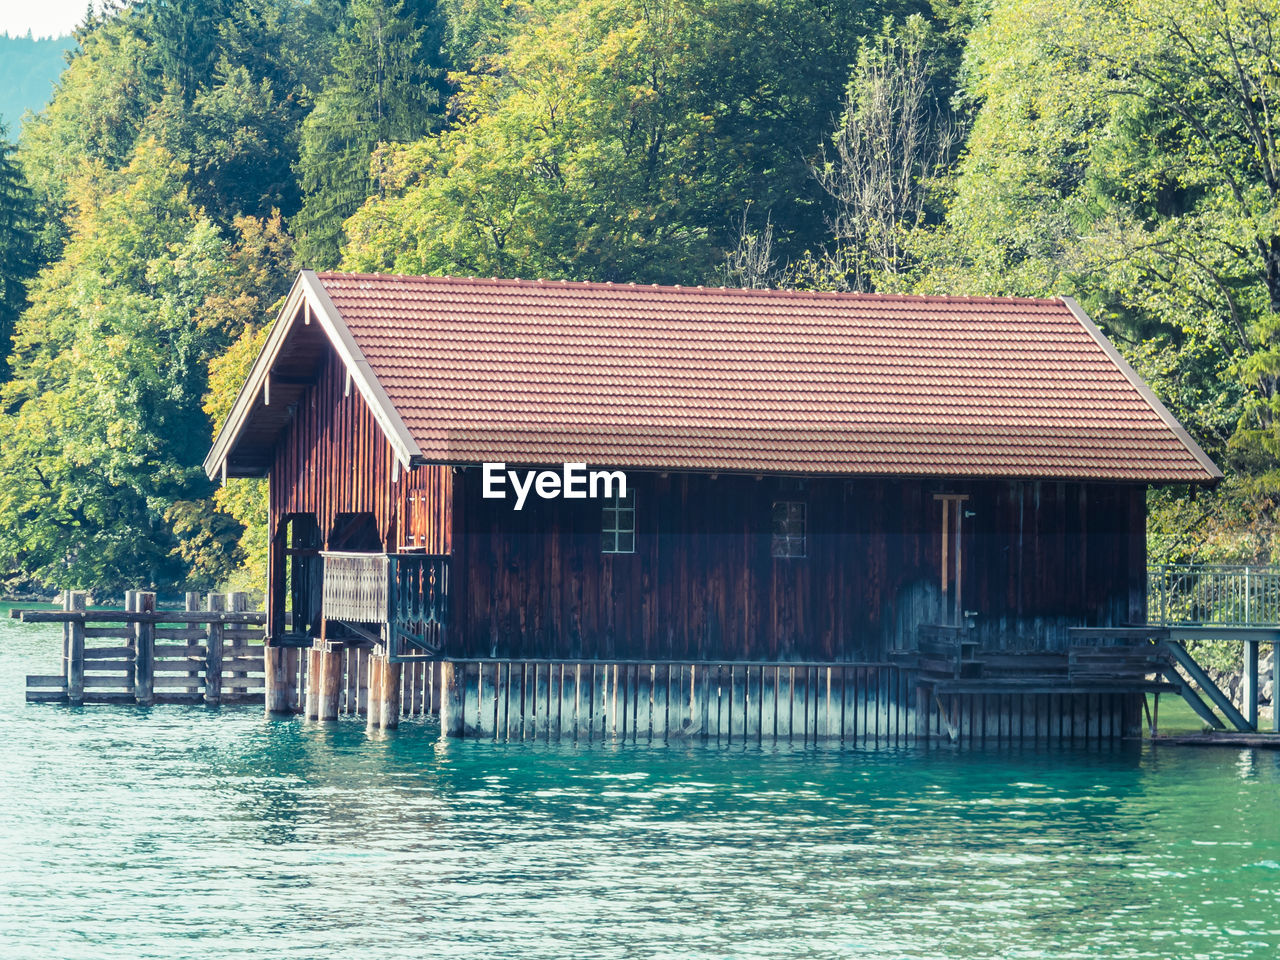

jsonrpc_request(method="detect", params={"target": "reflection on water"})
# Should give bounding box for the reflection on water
[1,608,1278,959]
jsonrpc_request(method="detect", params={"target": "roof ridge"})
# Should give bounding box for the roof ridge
[315,270,1065,307]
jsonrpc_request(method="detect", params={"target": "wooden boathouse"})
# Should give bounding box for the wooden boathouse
[200,270,1235,742]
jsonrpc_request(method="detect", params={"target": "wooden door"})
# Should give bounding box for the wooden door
[935,494,970,626]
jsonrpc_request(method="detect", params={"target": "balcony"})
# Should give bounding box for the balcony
[321,551,449,659]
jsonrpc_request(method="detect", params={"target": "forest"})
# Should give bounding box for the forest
[0,0,1277,597]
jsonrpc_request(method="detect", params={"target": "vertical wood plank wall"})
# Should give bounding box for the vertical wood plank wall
[454,471,1147,662]
[266,350,452,640]
[261,655,1144,745]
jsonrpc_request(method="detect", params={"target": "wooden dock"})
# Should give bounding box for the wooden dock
[20,591,441,720]
[21,595,1169,744]
[22,591,269,706]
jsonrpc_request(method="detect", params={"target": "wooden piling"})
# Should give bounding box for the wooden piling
[318,644,342,721]
[133,592,156,705]
[228,592,248,694]
[184,592,201,692]
[383,659,403,730]
[205,593,225,706]
[440,660,463,736]
[65,591,86,705]
[305,647,320,720]
[365,652,382,730]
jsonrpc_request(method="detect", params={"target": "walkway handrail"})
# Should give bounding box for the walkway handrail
[1148,563,1280,627]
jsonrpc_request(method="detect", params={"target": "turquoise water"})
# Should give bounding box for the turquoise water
[1,607,1278,959]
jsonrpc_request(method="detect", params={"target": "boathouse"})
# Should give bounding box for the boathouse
[204,271,1224,741]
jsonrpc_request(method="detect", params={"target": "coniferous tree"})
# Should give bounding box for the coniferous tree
[0,124,36,380]
[137,0,238,104]
[293,0,444,268]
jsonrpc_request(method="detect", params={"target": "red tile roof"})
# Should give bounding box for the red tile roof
[314,272,1220,482]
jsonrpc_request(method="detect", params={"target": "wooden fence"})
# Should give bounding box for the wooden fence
[438,659,921,743]
[22,591,442,719]
[23,591,266,706]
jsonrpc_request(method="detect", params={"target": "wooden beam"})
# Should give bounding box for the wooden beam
[319,646,342,721]
[264,644,298,714]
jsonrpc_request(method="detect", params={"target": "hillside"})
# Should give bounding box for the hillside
[0,32,74,136]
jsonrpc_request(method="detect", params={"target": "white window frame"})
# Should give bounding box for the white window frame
[601,489,636,554]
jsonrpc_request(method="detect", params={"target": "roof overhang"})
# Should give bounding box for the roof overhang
[203,270,423,481]
[1059,296,1222,485]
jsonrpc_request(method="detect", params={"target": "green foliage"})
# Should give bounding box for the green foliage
[0,125,38,380]
[0,142,293,590]
[0,143,229,588]
[294,0,445,268]
[18,17,163,263]
[342,0,924,282]
[206,325,272,591]
[905,0,1280,560]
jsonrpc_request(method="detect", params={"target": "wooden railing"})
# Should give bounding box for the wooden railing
[1148,564,1280,626]
[321,552,449,659]
[321,552,389,623]
[21,590,266,705]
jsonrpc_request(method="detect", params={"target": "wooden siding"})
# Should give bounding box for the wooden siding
[266,351,451,640]
[451,471,1146,661]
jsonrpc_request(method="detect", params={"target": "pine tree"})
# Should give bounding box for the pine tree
[0,124,36,380]
[293,0,443,268]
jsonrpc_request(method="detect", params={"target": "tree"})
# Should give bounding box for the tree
[0,141,285,589]
[18,15,162,263]
[135,0,238,105]
[342,0,927,283]
[293,0,444,268]
[812,17,958,291]
[908,0,1280,560]
[0,123,37,379]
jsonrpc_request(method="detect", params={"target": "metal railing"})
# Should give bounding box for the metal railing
[1148,564,1280,626]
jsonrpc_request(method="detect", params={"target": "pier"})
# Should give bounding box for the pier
[18,566,1277,744]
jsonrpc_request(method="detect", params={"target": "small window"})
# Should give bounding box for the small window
[772,501,806,558]
[601,489,635,554]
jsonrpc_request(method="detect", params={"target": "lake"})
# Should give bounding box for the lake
[1,605,1277,959]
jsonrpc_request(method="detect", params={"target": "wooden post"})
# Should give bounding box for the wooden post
[1244,640,1259,731]
[65,591,86,705]
[372,654,402,730]
[134,591,156,705]
[60,590,70,691]
[265,644,298,714]
[305,647,321,720]
[185,592,201,695]
[319,643,342,721]
[228,592,247,695]
[205,593,225,707]
[366,653,383,730]
[439,660,463,737]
